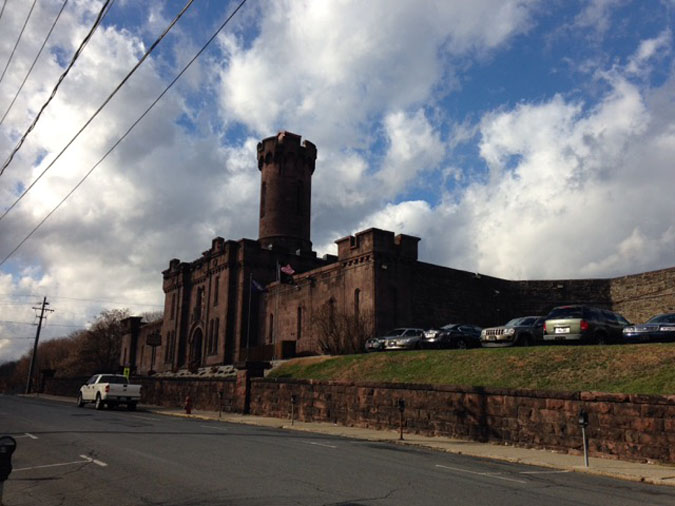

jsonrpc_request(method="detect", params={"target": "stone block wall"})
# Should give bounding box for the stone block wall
[136,376,237,412]
[248,378,675,464]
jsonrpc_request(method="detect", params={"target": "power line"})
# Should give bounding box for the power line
[0,0,194,222]
[0,0,37,85]
[0,320,84,328]
[0,0,69,127]
[0,0,249,268]
[0,0,7,24]
[0,293,163,306]
[0,0,114,178]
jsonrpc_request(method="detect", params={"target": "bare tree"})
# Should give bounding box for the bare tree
[313,305,375,355]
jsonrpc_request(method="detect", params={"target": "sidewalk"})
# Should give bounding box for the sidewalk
[27,394,675,487]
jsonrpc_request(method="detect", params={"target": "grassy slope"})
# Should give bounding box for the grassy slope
[267,343,675,395]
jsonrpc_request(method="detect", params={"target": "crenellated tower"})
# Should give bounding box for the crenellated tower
[257,131,316,254]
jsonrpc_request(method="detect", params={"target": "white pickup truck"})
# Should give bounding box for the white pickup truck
[77,374,141,411]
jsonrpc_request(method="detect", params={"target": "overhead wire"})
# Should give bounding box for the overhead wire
[0,0,113,178]
[0,0,7,24]
[0,0,37,85]
[0,0,69,127]
[0,0,249,268]
[0,0,194,222]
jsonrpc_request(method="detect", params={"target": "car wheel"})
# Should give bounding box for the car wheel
[456,339,468,350]
[519,334,531,347]
[77,393,84,408]
[95,394,104,410]
[595,332,608,345]
[127,402,137,411]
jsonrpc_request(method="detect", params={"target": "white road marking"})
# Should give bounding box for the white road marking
[435,464,528,484]
[14,455,107,472]
[79,455,108,467]
[14,433,38,439]
[200,425,228,431]
[128,414,156,421]
[520,470,571,475]
[303,441,337,449]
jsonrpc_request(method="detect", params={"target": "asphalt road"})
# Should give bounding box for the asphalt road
[2,395,675,506]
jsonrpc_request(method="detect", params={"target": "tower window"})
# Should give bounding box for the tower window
[354,288,360,315]
[260,182,266,218]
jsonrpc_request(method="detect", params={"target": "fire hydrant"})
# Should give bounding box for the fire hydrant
[184,395,192,415]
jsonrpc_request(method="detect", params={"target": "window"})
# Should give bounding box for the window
[214,276,219,306]
[354,288,360,315]
[213,318,219,354]
[268,313,274,343]
[208,320,214,354]
[297,307,303,340]
[170,293,176,320]
[260,182,266,218]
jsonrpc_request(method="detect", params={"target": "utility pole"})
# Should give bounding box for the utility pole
[25,297,53,394]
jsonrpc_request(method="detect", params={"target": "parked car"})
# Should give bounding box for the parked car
[543,305,630,344]
[378,328,426,351]
[623,313,675,343]
[77,374,142,410]
[480,316,544,347]
[422,324,482,349]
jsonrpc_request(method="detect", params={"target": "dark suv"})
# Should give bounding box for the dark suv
[543,305,630,344]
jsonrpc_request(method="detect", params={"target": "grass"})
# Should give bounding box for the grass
[267,343,675,395]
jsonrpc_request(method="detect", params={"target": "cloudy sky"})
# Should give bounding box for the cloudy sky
[1,0,674,361]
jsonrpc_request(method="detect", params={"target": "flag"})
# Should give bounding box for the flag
[280,263,295,284]
[251,279,266,292]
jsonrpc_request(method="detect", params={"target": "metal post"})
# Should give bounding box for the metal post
[1,480,4,506]
[291,394,297,425]
[582,426,589,468]
[578,410,590,468]
[398,399,405,441]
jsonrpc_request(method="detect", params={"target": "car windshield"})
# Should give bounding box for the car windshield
[505,318,522,326]
[383,329,405,337]
[547,307,584,319]
[648,314,675,324]
[441,324,458,330]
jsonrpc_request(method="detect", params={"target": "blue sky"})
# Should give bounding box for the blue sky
[0,0,674,361]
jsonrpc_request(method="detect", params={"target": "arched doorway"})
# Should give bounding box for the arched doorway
[190,328,203,370]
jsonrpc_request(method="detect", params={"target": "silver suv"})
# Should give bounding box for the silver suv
[543,305,629,344]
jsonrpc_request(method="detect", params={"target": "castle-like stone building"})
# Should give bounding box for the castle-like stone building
[121,132,675,374]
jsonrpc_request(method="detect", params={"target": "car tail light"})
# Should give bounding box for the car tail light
[543,322,547,332]
[105,385,110,393]
[580,320,589,331]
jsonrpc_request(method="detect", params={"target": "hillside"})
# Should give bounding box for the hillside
[267,343,675,395]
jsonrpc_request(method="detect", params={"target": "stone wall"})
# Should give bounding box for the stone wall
[248,378,675,464]
[137,376,237,412]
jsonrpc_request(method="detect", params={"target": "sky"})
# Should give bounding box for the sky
[0,0,674,362]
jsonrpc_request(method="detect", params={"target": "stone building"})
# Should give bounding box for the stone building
[120,131,675,374]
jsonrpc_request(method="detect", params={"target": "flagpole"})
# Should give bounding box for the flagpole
[246,272,252,361]
[274,261,279,359]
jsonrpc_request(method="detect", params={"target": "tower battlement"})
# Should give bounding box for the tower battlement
[257,131,316,173]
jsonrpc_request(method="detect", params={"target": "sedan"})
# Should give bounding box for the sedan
[382,328,426,351]
[422,324,482,349]
[623,313,675,343]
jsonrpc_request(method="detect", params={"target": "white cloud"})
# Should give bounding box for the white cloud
[376,109,445,196]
